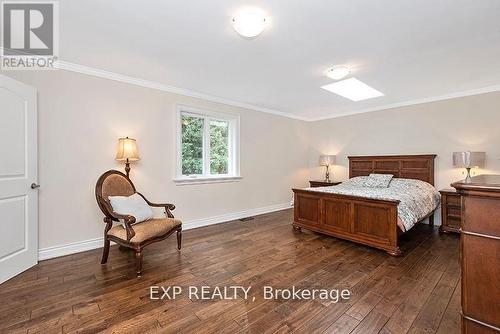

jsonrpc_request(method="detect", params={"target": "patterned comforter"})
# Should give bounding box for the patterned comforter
[305,177,441,231]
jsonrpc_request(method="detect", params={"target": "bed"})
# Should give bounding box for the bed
[292,155,439,256]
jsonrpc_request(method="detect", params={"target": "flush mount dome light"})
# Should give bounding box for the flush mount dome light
[326,66,350,80]
[232,8,267,38]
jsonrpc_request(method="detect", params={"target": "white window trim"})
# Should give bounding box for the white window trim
[174,105,240,185]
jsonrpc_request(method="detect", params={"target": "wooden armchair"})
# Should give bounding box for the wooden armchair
[95,170,182,277]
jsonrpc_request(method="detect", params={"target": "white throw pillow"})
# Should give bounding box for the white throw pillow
[108,193,153,225]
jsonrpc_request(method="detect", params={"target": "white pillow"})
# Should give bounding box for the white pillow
[108,193,153,225]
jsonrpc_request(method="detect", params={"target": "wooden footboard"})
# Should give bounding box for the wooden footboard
[292,189,402,256]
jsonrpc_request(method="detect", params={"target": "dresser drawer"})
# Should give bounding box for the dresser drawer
[463,197,500,236]
[446,206,461,218]
[446,194,461,206]
[461,234,500,329]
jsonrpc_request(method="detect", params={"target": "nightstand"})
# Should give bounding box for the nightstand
[309,180,341,188]
[439,189,462,234]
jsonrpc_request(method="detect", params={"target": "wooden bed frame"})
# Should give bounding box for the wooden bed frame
[292,154,437,256]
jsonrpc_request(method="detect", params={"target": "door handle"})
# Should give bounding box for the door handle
[31,183,40,189]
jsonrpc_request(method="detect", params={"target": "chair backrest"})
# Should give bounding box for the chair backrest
[95,170,136,220]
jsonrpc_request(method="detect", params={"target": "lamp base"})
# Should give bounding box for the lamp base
[464,167,472,183]
[125,160,131,178]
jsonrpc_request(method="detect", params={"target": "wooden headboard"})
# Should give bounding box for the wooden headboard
[348,154,436,185]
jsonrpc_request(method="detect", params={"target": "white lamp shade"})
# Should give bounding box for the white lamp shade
[116,137,140,161]
[452,151,485,168]
[319,155,336,166]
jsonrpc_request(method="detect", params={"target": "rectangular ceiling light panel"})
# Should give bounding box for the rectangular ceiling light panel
[321,78,384,101]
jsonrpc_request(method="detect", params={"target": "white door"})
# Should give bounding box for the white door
[0,75,38,284]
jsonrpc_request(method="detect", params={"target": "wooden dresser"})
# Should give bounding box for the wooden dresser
[439,189,462,233]
[452,175,500,333]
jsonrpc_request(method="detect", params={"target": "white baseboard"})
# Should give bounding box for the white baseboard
[38,202,291,261]
[182,202,290,230]
[38,237,104,261]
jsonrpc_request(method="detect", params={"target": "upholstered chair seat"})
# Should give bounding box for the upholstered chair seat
[95,170,182,277]
[108,218,182,243]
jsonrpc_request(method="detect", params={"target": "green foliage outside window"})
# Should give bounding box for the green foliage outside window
[210,120,229,174]
[181,114,229,176]
[181,115,203,175]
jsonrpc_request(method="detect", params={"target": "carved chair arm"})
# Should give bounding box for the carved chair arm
[111,214,136,241]
[136,192,176,218]
[98,195,136,241]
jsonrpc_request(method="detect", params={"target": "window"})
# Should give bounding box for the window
[175,105,240,184]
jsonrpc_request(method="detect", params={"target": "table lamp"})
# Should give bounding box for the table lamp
[452,151,485,181]
[116,137,140,178]
[319,155,336,182]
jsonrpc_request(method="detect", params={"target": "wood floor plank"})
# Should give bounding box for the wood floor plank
[436,280,461,334]
[380,261,446,333]
[406,261,458,333]
[350,310,389,334]
[345,291,383,321]
[323,314,360,334]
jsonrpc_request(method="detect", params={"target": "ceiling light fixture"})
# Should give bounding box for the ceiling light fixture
[321,78,384,101]
[232,8,267,38]
[326,66,350,80]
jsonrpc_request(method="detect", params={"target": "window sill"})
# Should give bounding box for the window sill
[173,176,242,185]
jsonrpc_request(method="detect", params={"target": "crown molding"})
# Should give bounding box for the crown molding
[307,84,500,122]
[53,60,500,123]
[54,60,309,121]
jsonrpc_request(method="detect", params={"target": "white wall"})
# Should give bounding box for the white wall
[2,70,310,250]
[308,91,500,224]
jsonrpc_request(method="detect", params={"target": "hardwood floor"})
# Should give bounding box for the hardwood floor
[0,209,461,334]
